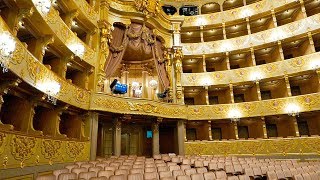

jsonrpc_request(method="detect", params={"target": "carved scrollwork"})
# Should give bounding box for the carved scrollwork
[66,141,85,160]
[41,139,62,164]
[11,135,36,167]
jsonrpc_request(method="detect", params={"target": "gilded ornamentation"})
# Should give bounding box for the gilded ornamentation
[185,137,320,156]
[128,102,159,113]
[11,135,36,167]
[27,56,45,83]
[41,139,62,164]
[135,0,160,17]
[0,132,7,155]
[66,141,85,160]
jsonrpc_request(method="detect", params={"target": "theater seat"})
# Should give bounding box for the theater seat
[203,172,215,180]
[90,177,108,180]
[159,171,172,178]
[185,169,197,176]
[177,175,192,180]
[98,170,114,178]
[173,170,185,179]
[58,173,77,180]
[79,171,97,179]
[65,164,79,171]
[36,175,56,180]
[191,173,204,180]
[109,174,127,180]
[144,172,159,180]
[128,173,144,180]
[53,169,69,177]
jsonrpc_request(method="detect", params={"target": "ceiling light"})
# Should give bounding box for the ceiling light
[132,81,140,90]
[0,32,16,73]
[149,79,158,89]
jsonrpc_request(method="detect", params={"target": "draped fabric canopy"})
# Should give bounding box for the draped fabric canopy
[104,23,170,89]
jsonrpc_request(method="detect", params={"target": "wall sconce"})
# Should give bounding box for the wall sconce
[33,0,52,15]
[132,81,140,90]
[285,103,300,117]
[69,43,85,58]
[228,109,241,122]
[149,79,158,89]
[38,80,61,105]
[0,32,16,73]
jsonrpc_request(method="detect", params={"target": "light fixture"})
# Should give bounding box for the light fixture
[68,43,85,58]
[149,79,158,89]
[134,88,142,97]
[250,71,263,82]
[38,80,60,105]
[285,103,300,117]
[228,109,241,122]
[132,81,140,90]
[0,32,16,73]
[240,8,253,18]
[33,0,51,15]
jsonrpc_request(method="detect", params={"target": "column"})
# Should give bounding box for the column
[208,121,213,141]
[177,120,185,155]
[307,32,316,53]
[200,25,204,42]
[87,112,99,160]
[63,10,79,28]
[292,116,300,137]
[152,118,161,156]
[261,117,268,138]
[10,8,33,36]
[246,17,251,35]
[121,65,129,96]
[142,66,149,99]
[234,122,239,140]
[229,84,234,103]
[271,9,278,27]
[222,23,227,39]
[174,48,184,104]
[113,118,121,156]
[284,75,292,97]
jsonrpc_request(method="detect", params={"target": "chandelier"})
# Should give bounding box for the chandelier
[33,0,52,15]
[228,109,241,122]
[0,32,16,73]
[38,80,61,105]
[285,103,300,117]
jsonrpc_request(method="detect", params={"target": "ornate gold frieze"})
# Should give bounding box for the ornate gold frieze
[182,13,320,55]
[0,132,89,169]
[181,52,320,87]
[67,0,99,27]
[185,137,320,156]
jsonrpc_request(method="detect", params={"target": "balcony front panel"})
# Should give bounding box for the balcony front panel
[181,52,319,87]
[185,136,320,156]
[182,14,320,56]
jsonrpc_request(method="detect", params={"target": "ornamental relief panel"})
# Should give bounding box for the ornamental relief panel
[0,132,89,169]
[181,52,317,87]
[185,137,320,156]
[182,14,320,56]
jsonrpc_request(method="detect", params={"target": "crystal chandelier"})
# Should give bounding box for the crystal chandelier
[286,103,300,117]
[228,109,241,122]
[33,0,52,15]
[134,88,142,97]
[149,79,158,89]
[38,81,61,105]
[0,32,16,73]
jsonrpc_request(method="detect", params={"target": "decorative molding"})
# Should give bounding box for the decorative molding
[185,137,320,156]
[181,52,320,87]
[182,13,320,55]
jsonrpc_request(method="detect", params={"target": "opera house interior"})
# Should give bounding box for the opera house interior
[1,0,320,179]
